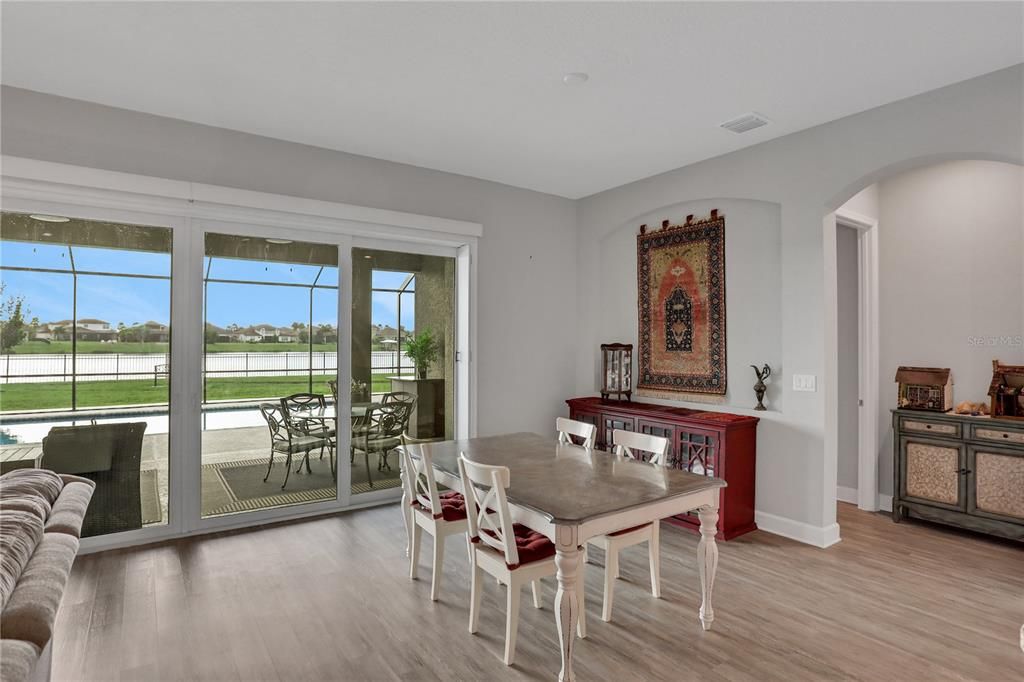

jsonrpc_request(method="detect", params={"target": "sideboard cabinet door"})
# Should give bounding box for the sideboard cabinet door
[602,415,635,449]
[967,445,1024,525]
[899,436,966,511]
[676,428,719,476]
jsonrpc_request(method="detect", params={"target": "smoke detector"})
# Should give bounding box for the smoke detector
[719,112,770,134]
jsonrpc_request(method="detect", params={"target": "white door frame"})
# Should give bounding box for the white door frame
[0,155,481,552]
[825,208,880,514]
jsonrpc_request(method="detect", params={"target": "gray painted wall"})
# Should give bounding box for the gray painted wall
[3,64,1022,538]
[875,160,1024,497]
[0,85,579,439]
[592,198,783,411]
[577,65,1023,532]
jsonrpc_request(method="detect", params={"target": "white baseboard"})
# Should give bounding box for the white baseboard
[836,486,859,505]
[754,511,841,548]
[835,486,893,512]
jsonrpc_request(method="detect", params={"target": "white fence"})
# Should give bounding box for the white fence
[0,350,414,384]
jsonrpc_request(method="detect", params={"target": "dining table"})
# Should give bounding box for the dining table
[401,432,726,682]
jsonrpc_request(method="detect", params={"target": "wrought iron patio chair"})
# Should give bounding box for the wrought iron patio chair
[259,403,332,489]
[382,391,416,406]
[352,402,411,486]
[280,392,336,457]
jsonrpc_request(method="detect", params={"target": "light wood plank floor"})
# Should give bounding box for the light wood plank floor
[54,503,1022,681]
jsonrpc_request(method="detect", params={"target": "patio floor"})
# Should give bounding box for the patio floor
[142,426,402,523]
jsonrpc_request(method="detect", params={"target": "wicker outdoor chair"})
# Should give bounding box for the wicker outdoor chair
[40,422,147,537]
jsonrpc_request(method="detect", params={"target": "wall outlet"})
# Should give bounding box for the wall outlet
[793,374,817,392]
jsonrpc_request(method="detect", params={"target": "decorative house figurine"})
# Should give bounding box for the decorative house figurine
[895,366,953,412]
[988,359,1024,419]
[600,343,633,401]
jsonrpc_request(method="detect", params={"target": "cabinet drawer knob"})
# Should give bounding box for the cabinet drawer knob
[925,424,932,429]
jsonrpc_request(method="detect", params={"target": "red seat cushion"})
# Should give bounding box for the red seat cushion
[415,490,466,522]
[482,523,556,568]
[608,522,652,537]
[437,491,467,521]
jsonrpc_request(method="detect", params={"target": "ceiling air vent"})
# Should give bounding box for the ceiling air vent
[719,112,770,134]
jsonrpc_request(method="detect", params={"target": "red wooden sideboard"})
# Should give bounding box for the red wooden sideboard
[566,397,759,540]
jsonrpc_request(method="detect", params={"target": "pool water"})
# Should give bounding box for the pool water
[0,407,267,444]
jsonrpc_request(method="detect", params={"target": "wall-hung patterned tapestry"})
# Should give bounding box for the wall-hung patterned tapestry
[637,210,726,399]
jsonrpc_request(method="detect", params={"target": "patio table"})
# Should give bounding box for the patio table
[0,444,43,474]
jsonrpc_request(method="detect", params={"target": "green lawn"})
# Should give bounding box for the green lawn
[0,374,399,412]
[8,341,338,354]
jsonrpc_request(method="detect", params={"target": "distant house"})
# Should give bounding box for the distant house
[34,319,118,342]
[276,327,298,343]
[234,326,262,343]
[205,323,233,342]
[140,321,170,343]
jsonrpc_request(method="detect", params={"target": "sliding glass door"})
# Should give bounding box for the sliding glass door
[350,245,456,500]
[200,231,341,519]
[0,186,471,546]
[0,211,173,536]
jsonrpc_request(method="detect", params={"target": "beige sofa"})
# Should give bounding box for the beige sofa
[0,469,95,682]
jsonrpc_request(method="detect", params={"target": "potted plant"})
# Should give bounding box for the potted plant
[405,329,439,380]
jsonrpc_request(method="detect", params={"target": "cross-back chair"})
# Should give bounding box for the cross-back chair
[458,453,585,666]
[398,434,468,601]
[585,428,670,622]
[556,416,596,448]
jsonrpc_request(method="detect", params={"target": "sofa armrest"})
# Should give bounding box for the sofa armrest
[45,482,95,538]
[0,532,79,649]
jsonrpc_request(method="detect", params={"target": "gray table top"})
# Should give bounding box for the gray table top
[426,432,725,525]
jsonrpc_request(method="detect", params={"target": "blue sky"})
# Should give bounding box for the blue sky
[0,241,412,329]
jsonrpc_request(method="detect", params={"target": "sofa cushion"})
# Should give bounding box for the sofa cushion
[45,481,96,538]
[0,470,64,507]
[0,531,79,648]
[0,639,41,682]
[0,509,45,611]
[0,495,51,523]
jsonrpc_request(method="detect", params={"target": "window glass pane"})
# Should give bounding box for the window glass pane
[201,232,339,519]
[353,248,454,501]
[0,211,172,538]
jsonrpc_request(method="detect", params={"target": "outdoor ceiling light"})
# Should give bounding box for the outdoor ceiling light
[30,214,70,223]
[265,238,293,245]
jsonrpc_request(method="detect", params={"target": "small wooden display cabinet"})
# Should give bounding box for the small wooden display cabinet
[892,408,1023,541]
[566,397,759,540]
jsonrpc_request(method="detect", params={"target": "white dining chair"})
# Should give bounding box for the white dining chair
[458,453,585,666]
[556,416,596,448]
[399,435,469,601]
[585,428,670,622]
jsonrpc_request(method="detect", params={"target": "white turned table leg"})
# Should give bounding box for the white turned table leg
[400,473,412,557]
[697,506,719,631]
[554,525,580,682]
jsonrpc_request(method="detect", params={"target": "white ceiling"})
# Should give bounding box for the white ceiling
[2,2,1022,199]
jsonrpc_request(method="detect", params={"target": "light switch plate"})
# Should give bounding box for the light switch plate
[793,374,817,392]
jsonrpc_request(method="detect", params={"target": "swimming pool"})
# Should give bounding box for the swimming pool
[0,405,268,444]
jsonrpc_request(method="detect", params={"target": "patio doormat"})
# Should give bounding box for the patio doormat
[202,455,401,516]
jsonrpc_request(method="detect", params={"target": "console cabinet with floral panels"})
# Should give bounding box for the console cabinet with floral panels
[892,409,1024,540]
